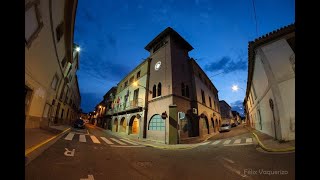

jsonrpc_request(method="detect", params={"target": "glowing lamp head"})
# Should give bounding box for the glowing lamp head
[232,85,239,91]
[75,47,81,52]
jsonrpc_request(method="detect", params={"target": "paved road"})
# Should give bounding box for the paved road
[25,124,295,180]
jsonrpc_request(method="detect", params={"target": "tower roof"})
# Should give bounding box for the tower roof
[144,27,193,52]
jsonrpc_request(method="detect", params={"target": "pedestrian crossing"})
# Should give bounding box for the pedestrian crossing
[208,138,254,146]
[64,133,144,147]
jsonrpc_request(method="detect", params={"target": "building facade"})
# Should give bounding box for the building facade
[244,24,295,141]
[219,100,233,124]
[95,27,222,144]
[25,0,81,129]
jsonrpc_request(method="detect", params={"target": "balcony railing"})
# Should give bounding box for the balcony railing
[112,98,144,113]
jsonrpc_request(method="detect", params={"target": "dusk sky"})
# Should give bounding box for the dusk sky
[74,0,295,115]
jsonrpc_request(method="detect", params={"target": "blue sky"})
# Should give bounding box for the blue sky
[74,0,295,115]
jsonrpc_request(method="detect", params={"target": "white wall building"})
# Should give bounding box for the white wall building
[244,24,295,141]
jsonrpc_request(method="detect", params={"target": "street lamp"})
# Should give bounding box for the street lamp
[75,46,81,52]
[231,85,245,92]
[133,81,153,94]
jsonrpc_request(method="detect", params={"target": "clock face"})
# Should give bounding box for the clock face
[155,61,161,71]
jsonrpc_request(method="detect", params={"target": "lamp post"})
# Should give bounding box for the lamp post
[133,81,152,94]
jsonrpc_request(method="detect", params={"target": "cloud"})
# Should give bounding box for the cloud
[230,100,244,116]
[204,55,247,74]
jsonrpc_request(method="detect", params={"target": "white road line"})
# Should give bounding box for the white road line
[246,138,253,143]
[100,137,114,145]
[222,163,247,178]
[222,157,235,164]
[111,145,145,148]
[200,142,210,145]
[90,136,101,144]
[211,140,221,145]
[120,139,139,145]
[234,139,241,144]
[110,138,127,145]
[224,143,253,146]
[64,133,75,141]
[223,140,232,145]
[79,135,86,142]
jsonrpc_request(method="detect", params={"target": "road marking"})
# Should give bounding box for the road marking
[211,140,221,145]
[64,148,75,157]
[80,174,94,180]
[234,139,241,144]
[222,157,235,164]
[224,143,253,146]
[223,140,232,145]
[100,137,114,145]
[120,139,139,145]
[111,145,145,148]
[246,138,253,143]
[65,133,75,141]
[200,141,210,145]
[222,163,247,178]
[90,136,101,144]
[79,135,86,142]
[110,138,127,145]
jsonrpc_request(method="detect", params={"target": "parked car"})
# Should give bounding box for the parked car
[74,119,85,129]
[219,123,231,132]
[231,122,237,127]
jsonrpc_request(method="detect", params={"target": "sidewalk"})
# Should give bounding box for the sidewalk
[245,126,295,152]
[25,125,71,165]
[93,125,214,150]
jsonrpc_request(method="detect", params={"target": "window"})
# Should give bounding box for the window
[129,76,134,84]
[69,74,73,82]
[186,85,189,98]
[152,85,156,98]
[124,81,128,87]
[201,89,206,104]
[25,1,43,47]
[56,21,64,42]
[157,83,162,96]
[51,74,59,90]
[213,100,216,110]
[198,72,202,81]
[137,71,141,79]
[148,114,165,131]
[181,83,185,96]
[61,56,67,68]
[209,96,212,108]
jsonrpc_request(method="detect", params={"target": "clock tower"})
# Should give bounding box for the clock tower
[144,27,194,143]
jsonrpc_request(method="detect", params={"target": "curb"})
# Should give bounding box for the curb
[93,124,217,150]
[25,128,71,166]
[245,126,295,152]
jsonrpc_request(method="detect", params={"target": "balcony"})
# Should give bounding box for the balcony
[112,98,144,115]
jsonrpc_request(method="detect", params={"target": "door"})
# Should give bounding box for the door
[132,119,139,134]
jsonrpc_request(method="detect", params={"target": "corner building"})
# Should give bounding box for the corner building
[107,27,222,144]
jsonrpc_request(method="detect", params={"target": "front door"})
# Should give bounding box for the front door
[132,119,139,134]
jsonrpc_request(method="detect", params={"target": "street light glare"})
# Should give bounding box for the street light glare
[75,47,81,52]
[232,85,239,91]
[133,81,138,86]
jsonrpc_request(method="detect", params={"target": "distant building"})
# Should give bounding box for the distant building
[95,27,222,144]
[244,24,295,141]
[219,100,233,124]
[231,111,241,123]
[25,0,80,129]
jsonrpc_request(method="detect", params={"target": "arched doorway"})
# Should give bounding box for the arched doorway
[113,118,118,132]
[129,115,139,134]
[200,114,209,135]
[211,118,215,132]
[120,117,126,132]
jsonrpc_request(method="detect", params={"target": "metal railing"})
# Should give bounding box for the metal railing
[112,98,144,113]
